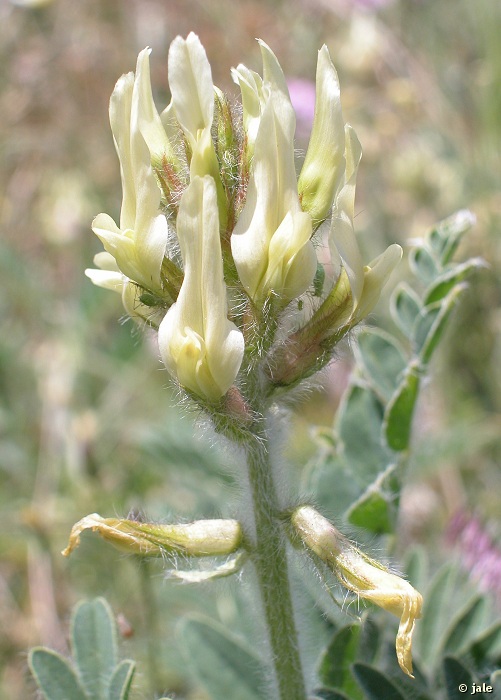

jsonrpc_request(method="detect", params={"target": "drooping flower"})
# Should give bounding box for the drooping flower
[158,176,244,401]
[62,513,243,558]
[291,506,422,677]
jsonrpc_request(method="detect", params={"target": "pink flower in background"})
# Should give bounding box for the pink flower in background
[313,0,394,13]
[288,78,316,140]
[448,512,501,605]
[353,0,393,7]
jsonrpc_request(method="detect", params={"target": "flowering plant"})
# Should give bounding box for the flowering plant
[50,33,482,700]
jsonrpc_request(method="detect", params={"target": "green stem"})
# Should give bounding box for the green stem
[245,434,306,700]
[138,558,163,696]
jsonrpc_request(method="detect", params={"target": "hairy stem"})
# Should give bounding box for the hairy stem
[245,434,306,700]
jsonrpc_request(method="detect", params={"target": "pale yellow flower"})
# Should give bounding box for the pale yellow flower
[168,32,228,223]
[91,70,168,294]
[329,125,402,324]
[298,45,346,228]
[231,41,317,305]
[158,176,244,401]
[85,252,165,326]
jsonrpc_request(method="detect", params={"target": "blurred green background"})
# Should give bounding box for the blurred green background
[1,0,501,697]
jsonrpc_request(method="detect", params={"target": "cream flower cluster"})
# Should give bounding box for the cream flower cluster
[87,33,401,402]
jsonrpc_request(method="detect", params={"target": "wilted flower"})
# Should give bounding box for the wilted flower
[62,513,243,558]
[291,506,422,677]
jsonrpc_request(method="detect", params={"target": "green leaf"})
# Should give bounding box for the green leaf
[409,245,439,284]
[426,210,476,266]
[309,451,363,519]
[338,383,391,481]
[383,361,420,452]
[29,648,88,700]
[416,565,457,666]
[390,283,422,339]
[317,625,364,700]
[413,284,467,365]
[311,690,351,700]
[423,258,485,306]
[352,663,406,700]
[355,329,408,402]
[71,598,118,700]
[403,547,428,591]
[180,615,267,700]
[440,596,488,656]
[357,617,380,665]
[345,465,396,534]
[109,660,135,700]
[443,656,475,700]
[468,622,501,666]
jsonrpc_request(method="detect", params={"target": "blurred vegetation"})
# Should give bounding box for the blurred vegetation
[1,0,501,697]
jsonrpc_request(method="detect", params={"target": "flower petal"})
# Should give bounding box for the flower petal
[298,45,346,226]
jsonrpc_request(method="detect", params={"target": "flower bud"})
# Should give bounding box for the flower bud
[62,513,243,558]
[158,176,244,402]
[290,506,422,677]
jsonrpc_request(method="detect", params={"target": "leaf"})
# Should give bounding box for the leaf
[426,210,476,266]
[443,656,475,700]
[338,383,391,481]
[423,258,486,306]
[416,565,457,666]
[355,328,408,402]
[413,284,467,365]
[468,622,501,666]
[180,615,267,700]
[71,598,118,700]
[309,451,363,519]
[390,283,422,339]
[352,663,406,700]
[29,648,88,700]
[383,361,420,452]
[311,690,351,700]
[317,625,364,700]
[409,245,439,284]
[403,547,428,592]
[357,617,380,665]
[440,596,488,656]
[109,660,135,700]
[345,465,396,534]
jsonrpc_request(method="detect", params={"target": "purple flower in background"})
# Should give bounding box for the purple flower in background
[288,78,316,140]
[448,512,501,605]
